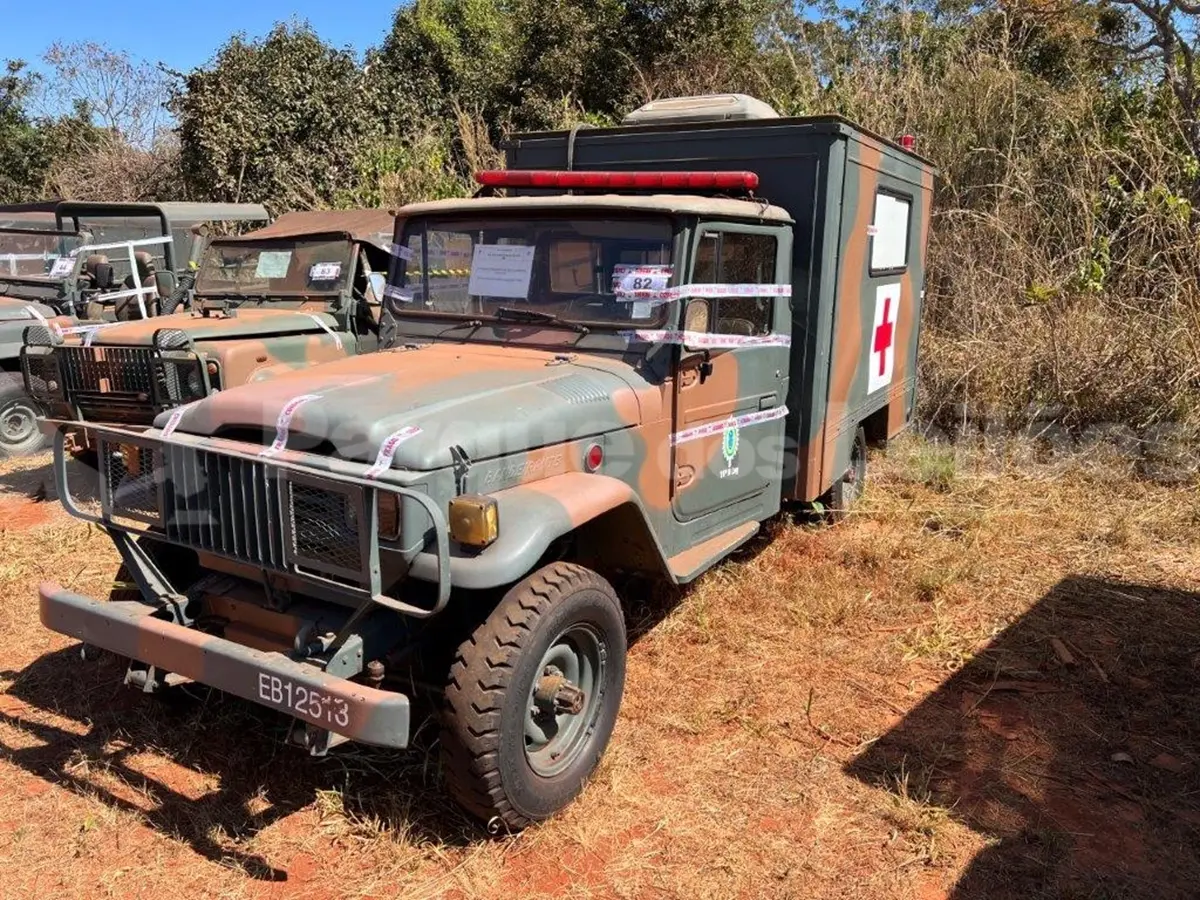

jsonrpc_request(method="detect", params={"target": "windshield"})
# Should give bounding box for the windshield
[0,231,85,280]
[392,215,674,326]
[195,238,355,296]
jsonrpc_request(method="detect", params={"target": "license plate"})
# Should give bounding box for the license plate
[257,672,351,729]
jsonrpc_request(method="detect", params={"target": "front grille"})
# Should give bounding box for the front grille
[60,345,155,395]
[162,444,286,569]
[102,443,161,524]
[20,350,58,401]
[58,346,208,425]
[288,481,364,578]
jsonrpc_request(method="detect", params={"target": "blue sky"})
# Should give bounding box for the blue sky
[1,1,398,74]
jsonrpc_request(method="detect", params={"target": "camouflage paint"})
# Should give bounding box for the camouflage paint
[38,121,934,750]
[25,211,395,426]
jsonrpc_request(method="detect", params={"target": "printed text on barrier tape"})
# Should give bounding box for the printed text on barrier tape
[259,394,323,457]
[161,399,204,438]
[614,283,793,306]
[671,405,789,447]
[622,329,791,349]
[306,314,343,350]
[364,426,424,478]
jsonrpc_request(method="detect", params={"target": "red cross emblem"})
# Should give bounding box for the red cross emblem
[868,286,899,394]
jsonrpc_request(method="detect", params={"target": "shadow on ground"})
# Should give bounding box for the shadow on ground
[0,644,483,879]
[0,569,693,880]
[848,575,1200,899]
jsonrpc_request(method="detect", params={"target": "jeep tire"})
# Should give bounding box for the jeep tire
[0,372,48,458]
[440,562,626,831]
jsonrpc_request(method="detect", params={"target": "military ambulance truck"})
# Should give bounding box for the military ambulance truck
[37,95,934,829]
[22,209,394,431]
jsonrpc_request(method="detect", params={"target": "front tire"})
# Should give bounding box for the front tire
[0,372,48,458]
[440,562,627,831]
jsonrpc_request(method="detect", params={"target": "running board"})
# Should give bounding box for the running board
[667,521,759,583]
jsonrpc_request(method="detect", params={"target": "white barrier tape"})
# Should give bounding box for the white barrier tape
[622,329,791,349]
[364,426,424,479]
[614,283,793,307]
[0,305,49,324]
[671,405,789,447]
[161,400,203,439]
[91,286,159,303]
[259,394,323,457]
[49,320,124,347]
[69,235,173,256]
[306,314,343,350]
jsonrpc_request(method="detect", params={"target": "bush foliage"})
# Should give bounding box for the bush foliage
[2,1,1198,429]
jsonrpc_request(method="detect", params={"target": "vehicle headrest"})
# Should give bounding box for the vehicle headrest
[133,251,156,278]
[84,254,109,277]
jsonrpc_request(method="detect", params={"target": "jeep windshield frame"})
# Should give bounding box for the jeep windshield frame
[0,228,86,283]
[194,237,357,299]
[389,212,675,329]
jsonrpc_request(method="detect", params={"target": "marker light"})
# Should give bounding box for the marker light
[474,170,760,192]
[584,443,604,472]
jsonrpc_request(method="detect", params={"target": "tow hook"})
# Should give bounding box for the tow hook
[533,665,585,715]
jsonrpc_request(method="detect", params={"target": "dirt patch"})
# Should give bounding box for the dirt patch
[0,496,52,531]
[0,442,1195,899]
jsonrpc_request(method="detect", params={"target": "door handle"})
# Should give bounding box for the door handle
[759,394,776,410]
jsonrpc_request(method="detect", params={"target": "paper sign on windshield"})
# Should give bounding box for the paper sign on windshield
[309,262,342,281]
[49,257,76,278]
[255,251,293,279]
[467,244,536,299]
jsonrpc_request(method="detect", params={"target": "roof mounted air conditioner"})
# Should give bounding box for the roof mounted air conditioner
[622,94,780,126]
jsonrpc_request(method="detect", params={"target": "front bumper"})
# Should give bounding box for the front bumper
[39,582,411,748]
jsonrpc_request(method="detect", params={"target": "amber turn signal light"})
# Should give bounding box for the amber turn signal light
[448,495,499,548]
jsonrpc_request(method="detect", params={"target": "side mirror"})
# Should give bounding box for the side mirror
[366,272,387,303]
[683,298,710,335]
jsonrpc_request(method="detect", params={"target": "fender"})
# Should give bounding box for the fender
[408,472,671,590]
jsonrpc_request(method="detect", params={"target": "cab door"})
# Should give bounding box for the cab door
[671,223,792,522]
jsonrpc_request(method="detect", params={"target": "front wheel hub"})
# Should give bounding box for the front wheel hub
[533,666,586,716]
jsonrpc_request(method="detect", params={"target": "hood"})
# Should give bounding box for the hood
[0,297,57,320]
[89,307,339,347]
[159,343,651,471]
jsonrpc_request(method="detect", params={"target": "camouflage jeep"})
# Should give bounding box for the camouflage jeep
[0,201,269,456]
[22,209,394,432]
[37,95,935,829]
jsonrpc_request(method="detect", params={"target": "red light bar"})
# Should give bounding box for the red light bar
[475,169,760,192]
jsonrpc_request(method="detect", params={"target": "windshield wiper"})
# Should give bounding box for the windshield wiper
[494,307,589,334]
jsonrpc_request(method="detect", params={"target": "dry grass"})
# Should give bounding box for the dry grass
[0,438,1196,899]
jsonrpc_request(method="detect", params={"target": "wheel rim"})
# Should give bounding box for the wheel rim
[0,397,37,448]
[524,623,605,778]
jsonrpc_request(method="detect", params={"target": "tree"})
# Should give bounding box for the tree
[0,61,52,202]
[39,41,171,147]
[172,23,380,211]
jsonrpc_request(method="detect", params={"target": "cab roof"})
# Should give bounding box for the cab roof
[220,209,394,245]
[399,194,793,223]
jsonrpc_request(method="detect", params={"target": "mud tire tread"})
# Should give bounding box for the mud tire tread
[440,562,623,831]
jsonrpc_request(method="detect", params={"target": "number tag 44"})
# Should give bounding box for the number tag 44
[257,672,351,729]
